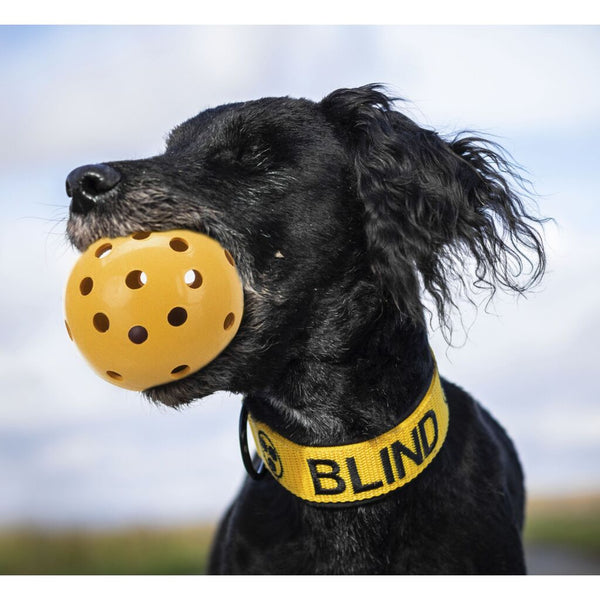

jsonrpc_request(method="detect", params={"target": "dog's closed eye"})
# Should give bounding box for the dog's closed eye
[214,137,270,169]
[170,112,271,172]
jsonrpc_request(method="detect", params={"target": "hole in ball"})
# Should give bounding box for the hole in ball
[128,326,148,344]
[95,243,112,259]
[224,249,235,266]
[93,313,110,333]
[106,371,123,381]
[171,365,190,377]
[65,320,73,341]
[167,307,188,327]
[224,312,235,330]
[131,231,151,240]
[169,237,189,252]
[125,270,147,289]
[79,277,94,296]
[184,269,202,288]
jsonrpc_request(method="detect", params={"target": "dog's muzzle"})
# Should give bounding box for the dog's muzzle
[64,229,244,391]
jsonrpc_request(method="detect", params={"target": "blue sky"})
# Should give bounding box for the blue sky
[0,25,598,527]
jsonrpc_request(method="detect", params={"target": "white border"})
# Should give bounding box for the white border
[1,1,599,25]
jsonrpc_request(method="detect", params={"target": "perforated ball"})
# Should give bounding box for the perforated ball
[64,230,244,391]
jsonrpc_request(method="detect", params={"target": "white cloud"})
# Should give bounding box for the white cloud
[374,26,600,134]
[3,26,599,171]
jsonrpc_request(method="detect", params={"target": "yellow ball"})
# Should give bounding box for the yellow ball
[64,230,244,391]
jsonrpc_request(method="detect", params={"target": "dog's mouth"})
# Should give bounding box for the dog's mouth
[65,203,249,406]
[65,196,234,260]
[66,207,197,254]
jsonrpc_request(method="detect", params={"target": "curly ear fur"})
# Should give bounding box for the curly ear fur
[321,84,546,335]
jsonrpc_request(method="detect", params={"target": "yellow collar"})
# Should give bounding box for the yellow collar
[244,365,449,505]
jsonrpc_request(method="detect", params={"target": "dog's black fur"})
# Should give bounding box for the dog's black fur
[66,85,545,574]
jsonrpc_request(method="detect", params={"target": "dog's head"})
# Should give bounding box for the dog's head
[66,85,545,407]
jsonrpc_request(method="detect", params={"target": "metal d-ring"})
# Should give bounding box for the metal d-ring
[239,403,266,480]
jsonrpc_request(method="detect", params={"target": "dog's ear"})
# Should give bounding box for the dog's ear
[320,84,546,333]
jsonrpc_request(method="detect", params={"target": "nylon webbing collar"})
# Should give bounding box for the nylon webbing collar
[242,365,449,506]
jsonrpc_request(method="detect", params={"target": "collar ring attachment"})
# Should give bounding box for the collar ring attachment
[239,403,266,480]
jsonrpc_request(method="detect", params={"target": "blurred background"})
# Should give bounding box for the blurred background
[0,25,598,574]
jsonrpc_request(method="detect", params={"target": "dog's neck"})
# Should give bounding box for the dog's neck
[243,297,433,447]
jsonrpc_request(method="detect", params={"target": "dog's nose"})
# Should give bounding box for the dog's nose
[66,163,122,215]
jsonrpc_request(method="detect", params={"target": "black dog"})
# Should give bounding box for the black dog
[66,85,545,574]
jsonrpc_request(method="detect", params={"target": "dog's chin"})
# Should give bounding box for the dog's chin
[144,375,208,408]
[143,357,241,408]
